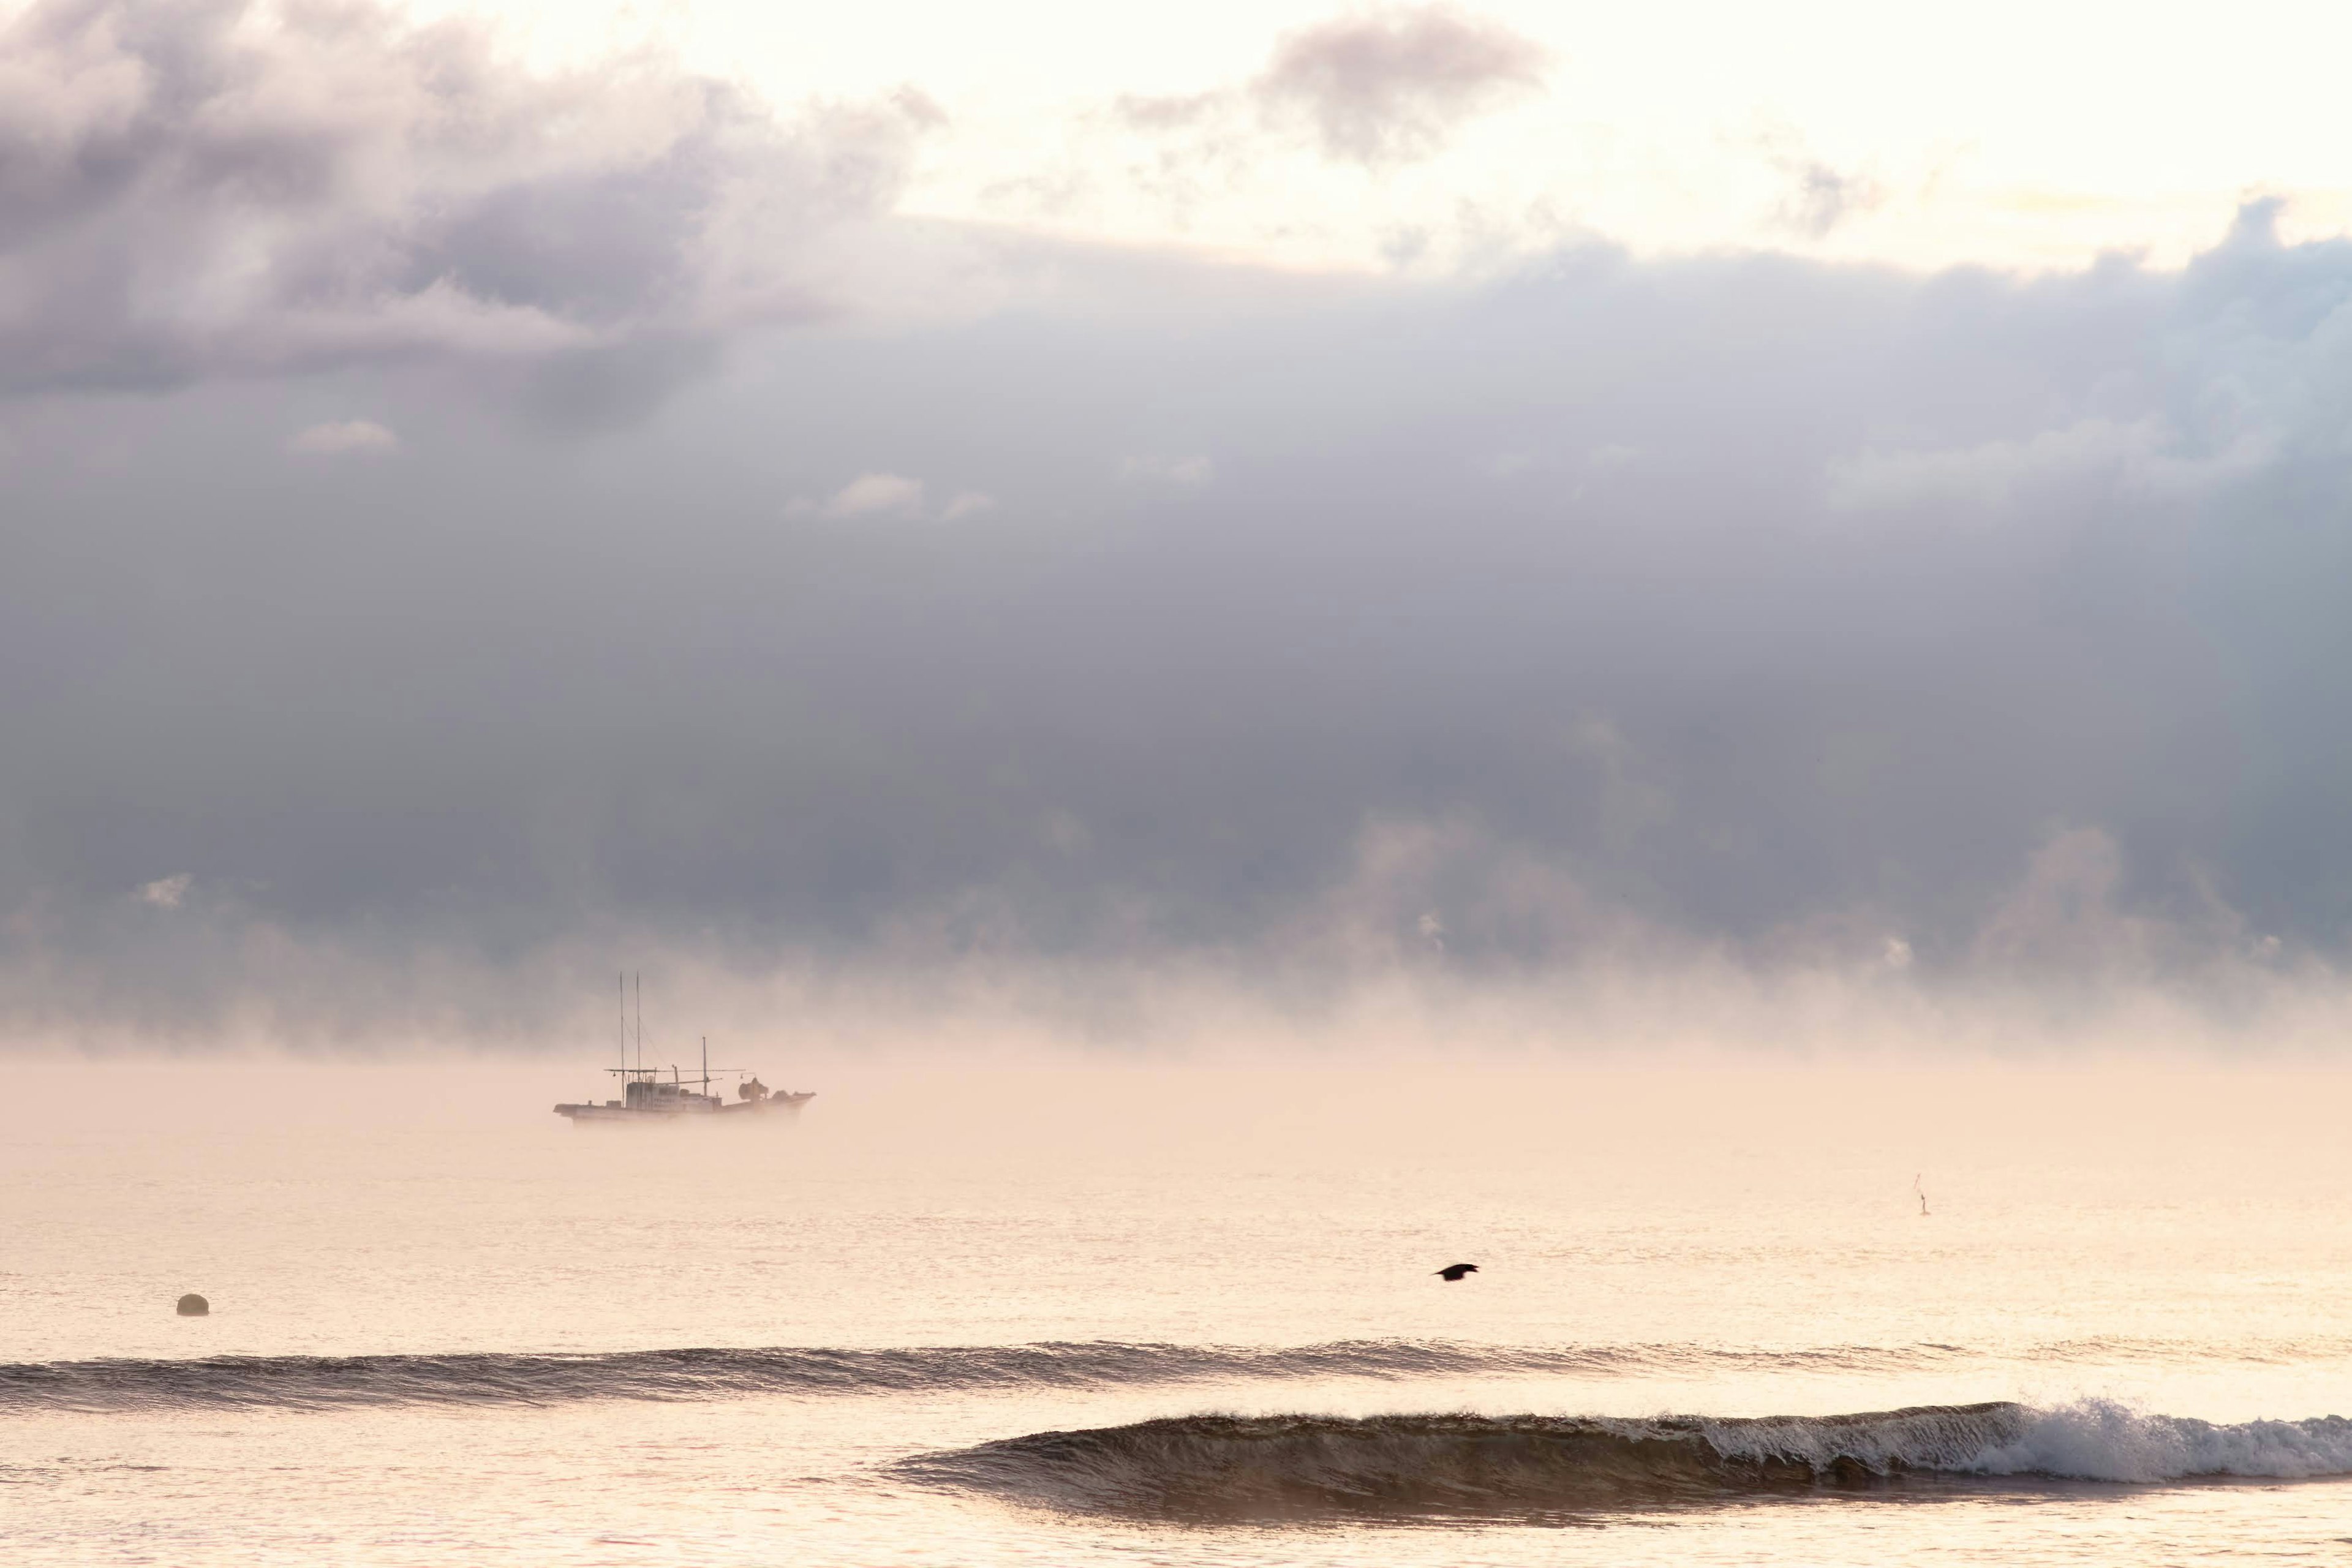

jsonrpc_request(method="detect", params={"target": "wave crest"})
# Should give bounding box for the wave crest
[0,1339,1968,1414]
[906,1404,2352,1518]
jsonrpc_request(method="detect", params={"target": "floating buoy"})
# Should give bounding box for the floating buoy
[176,1293,209,1317]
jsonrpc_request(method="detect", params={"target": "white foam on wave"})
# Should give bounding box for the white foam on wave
[1698,1399,2352,1483]
[1980,1401,2352,1482]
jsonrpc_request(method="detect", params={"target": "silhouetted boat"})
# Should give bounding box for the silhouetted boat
[554,975,814,1125]
[553,1062,813,1124]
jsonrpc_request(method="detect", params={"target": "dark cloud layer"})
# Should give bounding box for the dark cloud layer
[4,16,2351,1043]
[0,0,931,411]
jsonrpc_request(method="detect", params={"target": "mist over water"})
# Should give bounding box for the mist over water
[5,1054,2349,1562]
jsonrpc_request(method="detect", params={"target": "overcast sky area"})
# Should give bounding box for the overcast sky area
[5,0,2352,1050]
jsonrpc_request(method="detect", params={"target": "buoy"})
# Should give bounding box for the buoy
[176,1293,209,1317]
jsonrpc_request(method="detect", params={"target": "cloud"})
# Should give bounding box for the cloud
[0,0,936,409]
[1255,5,1552,165]
[787,474,995,521]
[1112,92,1224,134]
[9,205,2352,1043]
[288,420,398,456]
[1743,125,1885,241]
[1824,418,2277,517]
[1775,160,1884,239]
[1112,6,1548,170]
[817,472,927,518]
[135,874,190,910]
[1119,454,1215,486]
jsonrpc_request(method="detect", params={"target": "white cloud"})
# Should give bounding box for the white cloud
[788,473,997,521]
[137,874,192,910]
[820,472,925,518]
[1119,454,1215,487]
[289,420,399,456]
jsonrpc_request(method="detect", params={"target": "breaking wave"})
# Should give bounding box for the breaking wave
[906,1405,2352,1518]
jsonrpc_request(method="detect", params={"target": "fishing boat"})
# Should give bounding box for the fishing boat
[553,1063,813,1123]
[554,976,815,1125]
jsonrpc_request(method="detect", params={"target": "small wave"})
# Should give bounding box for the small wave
[0,1338,1973,1414]
[906,1404,2352,1518]
[9,1336,2342,1416]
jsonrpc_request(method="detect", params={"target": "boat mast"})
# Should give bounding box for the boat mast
[618,972,625,1075]
[634,972,642,1073]
[701,1035,709,1093]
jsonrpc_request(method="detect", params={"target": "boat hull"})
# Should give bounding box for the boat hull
[554,1092,815,1123]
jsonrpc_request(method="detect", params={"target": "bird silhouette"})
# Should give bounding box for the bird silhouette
[1435,1263,1479,1281]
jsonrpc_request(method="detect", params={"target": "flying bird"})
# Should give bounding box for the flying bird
[1435,1263,1479,1281]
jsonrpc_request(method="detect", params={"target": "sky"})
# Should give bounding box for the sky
[472,0,2352,273]
[4,0,2352,1050]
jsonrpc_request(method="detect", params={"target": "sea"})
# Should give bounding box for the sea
[5,1054,2350,1565]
